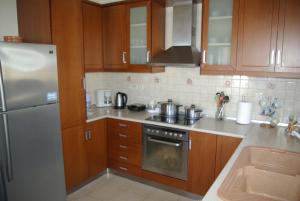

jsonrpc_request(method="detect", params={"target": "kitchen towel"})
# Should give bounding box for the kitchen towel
[236,101,253,124]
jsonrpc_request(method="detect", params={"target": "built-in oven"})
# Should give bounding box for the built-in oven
[142,124,189,180]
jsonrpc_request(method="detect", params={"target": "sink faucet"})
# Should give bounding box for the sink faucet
[285,115,300,140]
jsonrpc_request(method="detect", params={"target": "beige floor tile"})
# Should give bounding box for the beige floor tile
[68,174,200,201]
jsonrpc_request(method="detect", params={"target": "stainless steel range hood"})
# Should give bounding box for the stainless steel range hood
[150,0,201,67]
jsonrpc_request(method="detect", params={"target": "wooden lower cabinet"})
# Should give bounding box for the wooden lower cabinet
[107,119,142,177]
[62,125,89,192]
[215,136,242,177]
[187,131,217,196]
[62,119,107,192]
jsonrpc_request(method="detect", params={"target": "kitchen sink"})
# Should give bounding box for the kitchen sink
[218,146,300,201]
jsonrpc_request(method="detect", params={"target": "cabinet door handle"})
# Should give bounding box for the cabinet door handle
[276,49,281,65]
[202,50,206,64]
[118,123,128,127]
[122,52,127,64]
[146,50,150,63]
[84,131,89,141]
[119,166,128,171]
[88,130,92,140]
[119,156,128,161]
[119,145,128,149]
[118,133,128,138]
[270,50,275,65]
[189,139,192,150]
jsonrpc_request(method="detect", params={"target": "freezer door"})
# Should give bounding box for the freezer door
[4,104,66,201]
[0,115,7,201]
[0,42,59,111]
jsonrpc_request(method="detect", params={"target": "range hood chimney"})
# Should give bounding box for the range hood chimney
[150,0,201,67]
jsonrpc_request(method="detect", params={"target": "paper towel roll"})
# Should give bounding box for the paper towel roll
[236,101,253,124]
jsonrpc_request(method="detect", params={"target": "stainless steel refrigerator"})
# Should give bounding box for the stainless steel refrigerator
[0,42,66,201]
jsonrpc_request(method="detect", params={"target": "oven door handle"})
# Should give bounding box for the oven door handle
[147,137,181,147]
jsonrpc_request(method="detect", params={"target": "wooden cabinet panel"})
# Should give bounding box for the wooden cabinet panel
[17,0,52,43]
[86,119,107,178]
[62,125,89,192]
[215,136,241,177]
[276,0,300,73]
[103,5,127,71]
[187,132,217,196]
[51,0,86,129]
[237,0,279,72]
[82,2,104,72]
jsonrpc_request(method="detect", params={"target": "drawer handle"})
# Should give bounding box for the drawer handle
[119,156,128,160]
[119,145,128,149]
[118,123,128,128]
[119,166,128,171]
[119,133,128,138]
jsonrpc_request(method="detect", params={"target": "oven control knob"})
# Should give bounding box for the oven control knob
[174,133,178,137]
[164,131,168,135]
[169,132,173,136]
[156,130,159,134]
[147,128,151,132]
[179,134,183,138]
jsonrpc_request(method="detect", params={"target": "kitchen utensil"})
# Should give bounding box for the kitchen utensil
[96,89,113,107]
[215,92,230,120]
[159,99,182,117]
[114,92,128,109]
[184,104,202,120]
[127,104,146,111]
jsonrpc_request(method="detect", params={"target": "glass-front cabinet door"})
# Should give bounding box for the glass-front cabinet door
[201,0,239,73]
[126,2,151,70]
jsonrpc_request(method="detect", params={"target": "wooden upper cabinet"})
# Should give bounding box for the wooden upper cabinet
[82,2,104,72]
[17,0,52,43]
[103,5,127,71]
[215,136,241,177]
[201,0,239,74]
[276,0,300,73]
[51,0,86,129]
[187,131,217,196]
[102,0,165,73]
[236,0,279,72]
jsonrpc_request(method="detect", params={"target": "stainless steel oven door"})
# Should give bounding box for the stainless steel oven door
[142,134,188,180]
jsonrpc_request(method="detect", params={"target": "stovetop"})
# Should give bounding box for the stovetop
[146,115,200,126]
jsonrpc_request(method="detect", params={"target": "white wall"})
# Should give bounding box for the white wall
[0,0,19,41]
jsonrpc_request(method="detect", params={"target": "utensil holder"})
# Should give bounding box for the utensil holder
[215,104,225,120]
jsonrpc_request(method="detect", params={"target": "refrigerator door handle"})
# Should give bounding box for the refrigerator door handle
[0,60,6,112]
[3,114,13,182]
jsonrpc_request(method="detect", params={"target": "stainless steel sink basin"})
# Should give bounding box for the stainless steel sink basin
[218,146,300,201]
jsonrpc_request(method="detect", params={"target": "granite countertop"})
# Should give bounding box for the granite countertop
[87,107,300,201]
[87,107,250,138]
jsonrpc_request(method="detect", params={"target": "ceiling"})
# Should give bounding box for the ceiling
[89,0,124,4]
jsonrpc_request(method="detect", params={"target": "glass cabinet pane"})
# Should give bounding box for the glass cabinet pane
[207,0,233,65]
[130,6,147,65]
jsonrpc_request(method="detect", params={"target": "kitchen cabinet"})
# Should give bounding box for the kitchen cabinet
[85,119,107,178]
[17,0,52,43]
[62,125,89,192]
[102,5,127,71]
[102,0,165,73]
[62,119,107,192]
[276,0,300,73]
[187,131,217,196]
[17,0,86,129]
[107,119,142,176]
[82,2,104,72]
[236,0,279,73]
[201,0,239,74]
[215,136,242,177]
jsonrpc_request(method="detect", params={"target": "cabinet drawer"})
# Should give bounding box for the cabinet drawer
[109,160,141,176]
[109,128,142,145]
[109,148,141,166]
[107,119,142,133]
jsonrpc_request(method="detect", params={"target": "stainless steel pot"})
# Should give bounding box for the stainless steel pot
[184,104,202,120]
[159,99,182,117]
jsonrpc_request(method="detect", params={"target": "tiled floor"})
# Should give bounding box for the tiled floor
[67,174,200,201]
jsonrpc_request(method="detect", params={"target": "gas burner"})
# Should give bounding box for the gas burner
[146,114,200,126]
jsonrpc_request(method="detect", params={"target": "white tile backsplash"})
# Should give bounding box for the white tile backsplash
[86,67,300,123]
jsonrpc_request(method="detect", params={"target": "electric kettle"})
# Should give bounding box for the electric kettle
[114,92,128,109]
